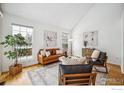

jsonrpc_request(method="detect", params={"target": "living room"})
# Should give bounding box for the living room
[0,3,124,86]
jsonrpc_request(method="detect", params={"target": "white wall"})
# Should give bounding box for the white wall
[0,4,2,75]
[72,4,124,65]
[1,13,70,72]
[121,7,124,73]
[0,16,2,75]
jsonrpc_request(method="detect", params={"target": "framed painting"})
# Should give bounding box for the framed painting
[44,31,57,47]
[83,31,98,47]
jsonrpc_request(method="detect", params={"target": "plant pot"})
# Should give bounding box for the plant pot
[9,64,22,76]
[0,81,5,85]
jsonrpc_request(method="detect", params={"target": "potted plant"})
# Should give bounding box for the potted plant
[0,34,28,75]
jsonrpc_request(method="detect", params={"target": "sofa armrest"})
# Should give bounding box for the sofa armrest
[37,54,44,64]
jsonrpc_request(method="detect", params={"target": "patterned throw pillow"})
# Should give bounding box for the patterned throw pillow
[45,51,51,57]
[40,50,46,56]
[56,50,63,54]
[91,50,100,61]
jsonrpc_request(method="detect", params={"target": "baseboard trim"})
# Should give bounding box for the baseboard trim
[107,63,120,66]
[1,63,39,74]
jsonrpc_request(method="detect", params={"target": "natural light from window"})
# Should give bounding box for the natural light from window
[12,24,33,62]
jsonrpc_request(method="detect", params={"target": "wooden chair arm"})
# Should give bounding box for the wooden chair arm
[61,73,97,85]
[63,73,96,78]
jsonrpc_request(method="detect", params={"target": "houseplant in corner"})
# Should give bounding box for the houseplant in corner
[0,34,28,75]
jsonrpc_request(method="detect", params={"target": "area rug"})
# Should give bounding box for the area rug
[28,62,107,85]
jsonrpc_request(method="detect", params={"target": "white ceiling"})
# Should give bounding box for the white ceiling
[1,3,93,30]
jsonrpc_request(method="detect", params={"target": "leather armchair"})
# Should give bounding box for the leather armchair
[88,51,108,73]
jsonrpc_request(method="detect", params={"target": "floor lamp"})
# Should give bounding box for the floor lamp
[68,39,73,56]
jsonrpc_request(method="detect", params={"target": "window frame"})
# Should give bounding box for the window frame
[11,23,33,57]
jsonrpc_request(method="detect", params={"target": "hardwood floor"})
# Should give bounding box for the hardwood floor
[0,64,41,85]
[0,63,124,85]
[106,63,124,85]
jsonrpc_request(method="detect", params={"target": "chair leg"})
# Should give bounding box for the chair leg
[105,65,108,74]
[58,75,63,85]
[58,72,62,85]
[58,76,61,85]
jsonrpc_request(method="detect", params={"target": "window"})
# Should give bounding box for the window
[12,24,33,48]
[12,24,33,62]
[62,32,69,51]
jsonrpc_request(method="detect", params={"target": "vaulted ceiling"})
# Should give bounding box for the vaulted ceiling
[1,3,93,30]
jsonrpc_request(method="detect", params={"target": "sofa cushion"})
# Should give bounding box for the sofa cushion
[48,50,53,55]
[59,64,93,74]
[44,55,59,61]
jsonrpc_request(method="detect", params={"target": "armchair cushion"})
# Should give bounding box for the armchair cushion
[99,52,107,61]
[89,51,107,65]
[59,64,93,74]
[91,50,100,60]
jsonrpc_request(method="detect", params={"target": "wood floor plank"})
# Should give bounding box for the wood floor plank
[0,63,123,85]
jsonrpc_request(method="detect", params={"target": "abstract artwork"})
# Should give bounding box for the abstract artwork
[44,31,57,47]
[83,31,98,47]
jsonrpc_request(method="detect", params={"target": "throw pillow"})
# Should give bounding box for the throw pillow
[56,50,60,54]
[45,51,51,57]
[56,50,63,54]
[59,50,63,54]
[91,50,100,61]
[40,50,46,56]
